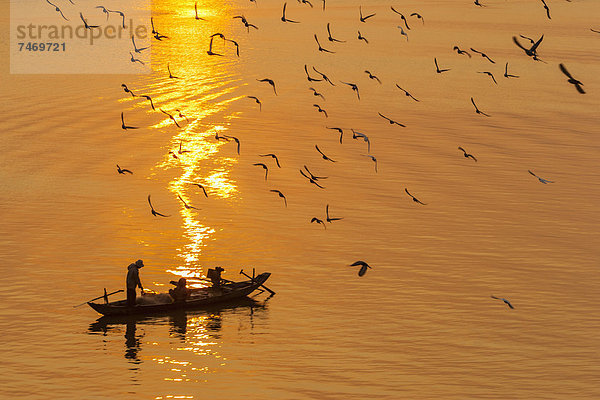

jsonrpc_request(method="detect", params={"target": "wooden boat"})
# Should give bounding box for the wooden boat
[88,272,271,316]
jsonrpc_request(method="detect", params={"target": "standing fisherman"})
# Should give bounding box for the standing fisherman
[126,259,144,307]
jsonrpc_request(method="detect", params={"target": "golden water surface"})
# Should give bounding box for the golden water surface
[1,0,599,399]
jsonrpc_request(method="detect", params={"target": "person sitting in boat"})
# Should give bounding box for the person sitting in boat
[169,278,190,302]
[126,259,144,307]
[207,267,224,287]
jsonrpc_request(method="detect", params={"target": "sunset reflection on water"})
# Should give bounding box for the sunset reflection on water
[145,0,245,282]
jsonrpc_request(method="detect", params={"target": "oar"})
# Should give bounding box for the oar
[240,269,275,296]
[73,289,123,307]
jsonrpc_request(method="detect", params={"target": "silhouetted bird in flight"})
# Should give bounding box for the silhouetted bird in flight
[270,190,287,207]
[470,48,495,63]
[478,71,497,84]
[390,7,410,30]
[528,170,554,184]
[129,52,144,65]
[340,81,360,100]
[207,36,223,56]
[177,142,190,154]
[326,204,343,223]
[458,146,477,162]
[470,97,490,117]
[314,34,335,53]
[96,5,109,20]
[305,65,323,82]
[313,67,335,85]
[435,58,451,73]
[257,78,277,95]
[313,104,328,118]
[260,153,281,168]
[160,109,181,127]
[491,295,514,309]
[410,12,424,25]
[351,130,371,152]
[397,26,409,42]
[222,135,240,155]
[357,31,369,44]
[326,127,344,144]
[147,194,170,217]
[178,194,200,210]
[327,23,345,42]
[453,46,471,57]
[121,112,138,130]
[309,87,324,99]
[405,188,427,205]
[121,84,136,97]
[359,6,376,22]
[116,164,133,174]
[191,183,208,197]
[79,13,99,29]
[150,17,170,39]
[559,63,585,94]
[247,96,262,111]
[167,63,180,79]
[350,261,371,277]
[363,154,378,172]
[395,85,419,102]
[540,0,551,19]
[315,145,335,162]
[253,163,269,180]
[107,9,126,28]
[131,35,149,53]
[474,0,485,7]
[233,15,258,31]
[47,1,68,21]
[364,70,381,84]
[378,113,405,127]
[504,62,519,78]
[281,3,299,23]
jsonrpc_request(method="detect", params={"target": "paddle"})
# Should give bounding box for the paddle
[73,289,123,307]
[240,269,276,296]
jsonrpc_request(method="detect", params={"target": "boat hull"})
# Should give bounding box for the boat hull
[88,272,271,316]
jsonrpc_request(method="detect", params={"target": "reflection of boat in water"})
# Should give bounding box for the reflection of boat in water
[88,297,269,368]
[88,296,266,331]
[88,272,271,316]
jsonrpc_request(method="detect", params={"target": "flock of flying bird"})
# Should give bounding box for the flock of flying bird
[43,0,596,309]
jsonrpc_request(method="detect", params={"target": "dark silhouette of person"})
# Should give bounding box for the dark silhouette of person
[126,259,144,307]
[169,278,190,302]
[207,267,224,287]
